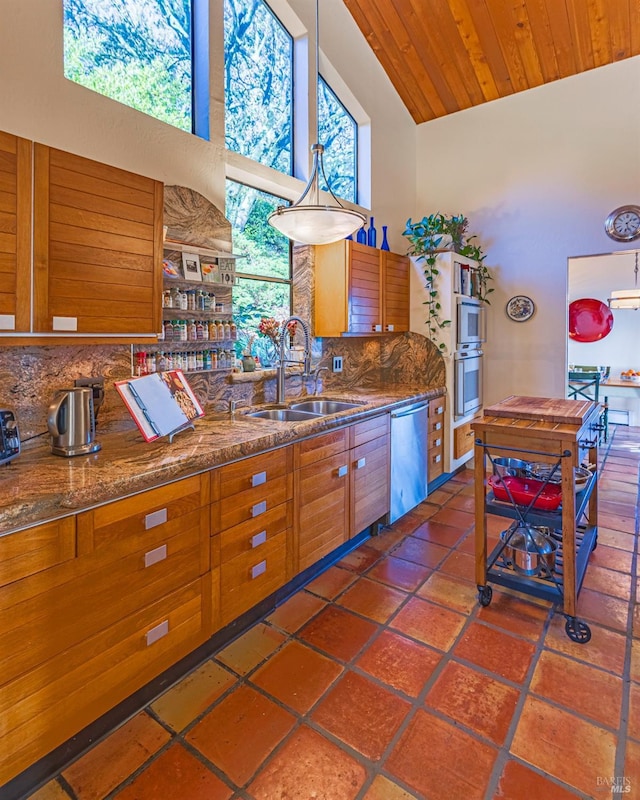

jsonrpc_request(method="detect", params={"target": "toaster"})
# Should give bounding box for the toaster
[0,409,20,465]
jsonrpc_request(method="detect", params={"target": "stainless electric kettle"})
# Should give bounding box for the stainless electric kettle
[47,387,101,457]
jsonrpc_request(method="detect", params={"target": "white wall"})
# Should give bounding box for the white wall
[0,0,416,252]
[415,57,640,407]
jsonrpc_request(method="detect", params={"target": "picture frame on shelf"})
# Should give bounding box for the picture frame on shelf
[201,259,218,283]
[181,252,202,281]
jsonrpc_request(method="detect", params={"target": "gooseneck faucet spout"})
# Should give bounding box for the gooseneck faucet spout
[276,316,312,404]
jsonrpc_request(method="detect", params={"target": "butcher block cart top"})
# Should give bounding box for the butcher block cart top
[471,396,602,643]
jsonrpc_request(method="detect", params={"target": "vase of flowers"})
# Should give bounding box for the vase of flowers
[257,318,298,366]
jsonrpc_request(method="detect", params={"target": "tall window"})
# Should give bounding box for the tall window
[224,0,293,174]
[63,0,193,133]
[318,76,357,204]
[226,181,291,364]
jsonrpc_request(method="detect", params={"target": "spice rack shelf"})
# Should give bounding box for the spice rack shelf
[473,396,601,644]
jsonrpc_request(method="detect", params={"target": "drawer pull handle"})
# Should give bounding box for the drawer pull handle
[337,465,348,478]
[434,422,442,431]
[436,406,444,415]
[251,500,267,517]
[251,530,267,548]
[144,544,167,568]
[434,438,441,447]
[251,560,267,579]
[251,471,267,487]
[145,508,167,530]
[434,454,442,463]
[146,620,169,646]
[356,457,366,469]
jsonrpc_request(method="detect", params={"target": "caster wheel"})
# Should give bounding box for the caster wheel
[565,617,591,644]
[478,585,493,607]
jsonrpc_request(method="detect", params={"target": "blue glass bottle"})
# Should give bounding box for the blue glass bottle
[356,225,367,244]
[380,225,390,251]
[367,216,377,248]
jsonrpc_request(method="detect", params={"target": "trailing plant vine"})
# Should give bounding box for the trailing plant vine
[403,213,493,352]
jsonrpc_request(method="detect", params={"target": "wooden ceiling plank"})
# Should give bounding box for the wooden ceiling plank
[484,0,531,92]
[342,0,430,122]
[604,0,631,61]
[518,0,560,83]
[404,0,485,110]
[388,0,463,115]
[463,0,515,96]
[587,0,613,67]
[447,0,501,102]
[564,0,597,73]
[631,0,640,54]
[509,0,546,87]
[542,0,578,77]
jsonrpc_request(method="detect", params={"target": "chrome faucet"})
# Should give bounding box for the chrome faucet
[276,316,312,404]
[312,365,329,395]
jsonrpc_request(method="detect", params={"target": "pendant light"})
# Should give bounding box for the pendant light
[267,0,366,245]
[608,251,640,310]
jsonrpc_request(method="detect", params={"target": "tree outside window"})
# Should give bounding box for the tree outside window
[226,181,291,365]
[63,0,193,133]
[318,76,357,204]
[224,0,293,175]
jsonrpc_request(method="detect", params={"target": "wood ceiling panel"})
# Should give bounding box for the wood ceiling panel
[342,0,640,123]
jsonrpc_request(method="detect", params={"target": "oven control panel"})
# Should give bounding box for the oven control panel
[0,409,20,465]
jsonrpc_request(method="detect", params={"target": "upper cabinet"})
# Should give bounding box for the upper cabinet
[0,131,32,333]
[314,240,409,337]
[33,145,163,340]
[0,129,163,344]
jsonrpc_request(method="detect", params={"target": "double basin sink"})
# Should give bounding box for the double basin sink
[246,399,363,422]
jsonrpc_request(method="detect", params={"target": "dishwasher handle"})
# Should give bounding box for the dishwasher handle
[391,403,429,419]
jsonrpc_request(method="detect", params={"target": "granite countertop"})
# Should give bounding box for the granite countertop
[0,386,444,537]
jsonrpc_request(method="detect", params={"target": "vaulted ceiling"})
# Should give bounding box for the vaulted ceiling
[342,0,640,124]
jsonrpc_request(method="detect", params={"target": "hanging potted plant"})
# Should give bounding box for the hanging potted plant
[403,213,493,351]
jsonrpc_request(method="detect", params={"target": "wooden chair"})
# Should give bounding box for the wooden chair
[568,370,609,442]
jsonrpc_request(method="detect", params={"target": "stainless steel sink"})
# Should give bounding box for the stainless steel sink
[246,408,322,422]
[289,400,363,414]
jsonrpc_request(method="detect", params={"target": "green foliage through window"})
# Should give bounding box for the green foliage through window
[226,181,291,364]
[63,0,193,133]
[318,76,357,203]
[224,0,293,174]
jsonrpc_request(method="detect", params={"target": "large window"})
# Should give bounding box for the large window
[224,0,293,174]
[226,181,291,365]
[318,76,357,204]
[63,0,193,132]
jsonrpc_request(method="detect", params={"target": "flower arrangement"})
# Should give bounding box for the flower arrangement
[257,318,298,365]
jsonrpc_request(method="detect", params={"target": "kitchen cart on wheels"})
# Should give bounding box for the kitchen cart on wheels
[472,396,601,644]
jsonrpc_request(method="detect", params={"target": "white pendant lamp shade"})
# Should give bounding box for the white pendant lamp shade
[267,2,366,246]
[608,251,640,310]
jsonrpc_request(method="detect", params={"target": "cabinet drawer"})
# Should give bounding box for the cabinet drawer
[294,428,349,469]
[429,397,445,419]
[77,474,209,556]
[219,501,292,564]
[0,520,208,688]
[220,531,287,625]
[0,516,75,589]
[216,447,292,499]
[454,422,475,459]
[217,474,292,532]
[0,574,210,786]
[430,451,444,480]
[350,413,389,448]
[428,429,444,453]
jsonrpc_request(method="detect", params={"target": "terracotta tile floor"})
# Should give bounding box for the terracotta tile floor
[30,426,639,800]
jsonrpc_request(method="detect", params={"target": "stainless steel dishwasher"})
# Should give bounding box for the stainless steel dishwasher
[389,401,429,523]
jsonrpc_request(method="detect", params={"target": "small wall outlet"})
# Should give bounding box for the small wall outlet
[332,356,343,373]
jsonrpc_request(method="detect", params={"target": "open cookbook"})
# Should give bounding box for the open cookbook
[115,370,204,442]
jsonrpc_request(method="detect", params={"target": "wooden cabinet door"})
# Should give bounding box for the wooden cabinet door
[33,144,163,340]
[382,251,410,332]
[350,433,390,536]
[348,242,381,333]
[294,451,349,573]
[0,130,31,333]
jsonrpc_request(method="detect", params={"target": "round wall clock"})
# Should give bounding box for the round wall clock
[604,205,640,242]
[506,295,535,322]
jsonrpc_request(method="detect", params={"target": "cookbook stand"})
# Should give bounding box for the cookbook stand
[472,397,600,644]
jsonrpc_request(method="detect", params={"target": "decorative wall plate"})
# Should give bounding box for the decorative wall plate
[506,295,535,322]
[568,298,614,342]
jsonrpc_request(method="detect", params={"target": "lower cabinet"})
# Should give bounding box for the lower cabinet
[428,397,446,481]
